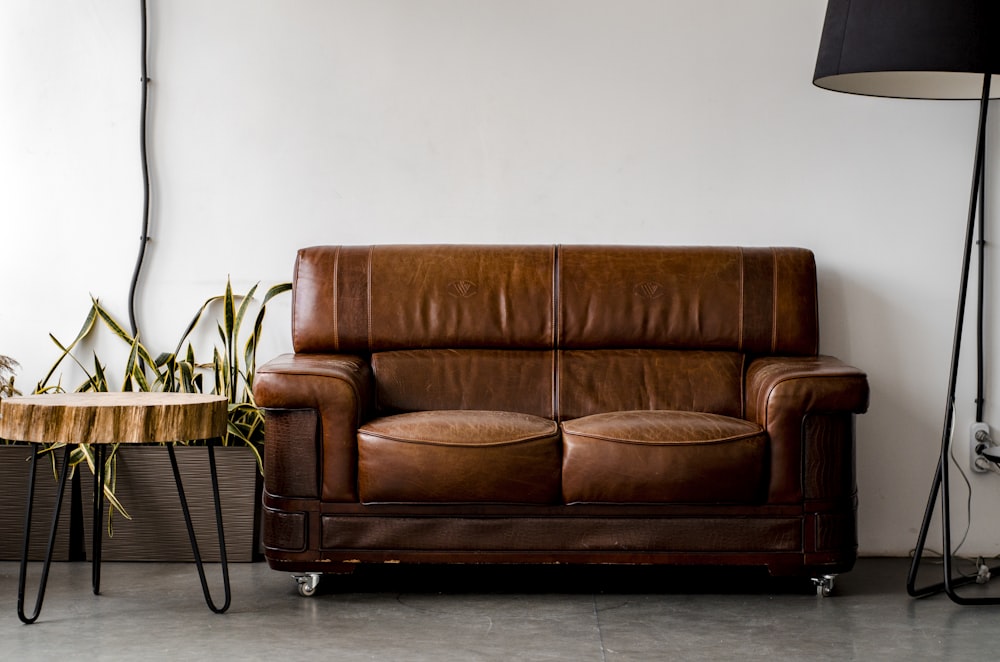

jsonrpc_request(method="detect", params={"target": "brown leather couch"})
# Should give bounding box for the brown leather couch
[254,245,869,595]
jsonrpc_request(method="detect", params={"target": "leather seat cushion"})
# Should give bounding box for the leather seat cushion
[358,410,562,504]
[561,410,767,504]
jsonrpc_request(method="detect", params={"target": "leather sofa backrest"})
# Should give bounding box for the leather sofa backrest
[291,245,819,420]
[292,245,819,356]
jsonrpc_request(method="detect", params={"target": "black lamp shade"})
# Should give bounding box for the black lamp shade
[814,0,1000,99]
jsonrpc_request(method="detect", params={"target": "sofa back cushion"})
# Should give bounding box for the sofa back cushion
[558,349,745,420]
[558,246,817,354]
[372,348,744,420]
[293,245,556,353]
[372,349,556,419]
[293,244,818,357]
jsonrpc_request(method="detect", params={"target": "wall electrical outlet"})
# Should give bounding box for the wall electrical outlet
[971,422,992,473]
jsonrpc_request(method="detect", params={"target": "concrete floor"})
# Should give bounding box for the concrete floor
[1,557,997,661]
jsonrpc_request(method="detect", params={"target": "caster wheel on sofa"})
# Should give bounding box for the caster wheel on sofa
[812,574,836,597]
[294,573,322,597]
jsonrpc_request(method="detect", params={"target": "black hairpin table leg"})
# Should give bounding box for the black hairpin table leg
[17,444,73,625]
[92,444,107,595]
[167,442,231,613]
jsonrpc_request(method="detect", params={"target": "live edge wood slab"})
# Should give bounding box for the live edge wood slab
[0,392,227,445]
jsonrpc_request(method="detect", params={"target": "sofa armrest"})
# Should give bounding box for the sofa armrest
[254,353,373,502]
[745,355,869,504]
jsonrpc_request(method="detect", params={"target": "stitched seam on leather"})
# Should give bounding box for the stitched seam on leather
[562,433,764,446]
[759,372,868,427]
[738,246,745,353]
[367,245,374,352]
[553,350,559,422]
[358,432,560,447]
[332,245,341,352]
[553,245,561,421]
[771,247,778,353]
[740,353,747,419]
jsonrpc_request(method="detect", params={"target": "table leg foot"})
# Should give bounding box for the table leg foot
[18,444,73,624]
[168,443,231,613]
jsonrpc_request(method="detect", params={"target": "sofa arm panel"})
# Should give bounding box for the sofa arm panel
[263,408,321,499]
[745,356,869,504]
[255,353,373,502]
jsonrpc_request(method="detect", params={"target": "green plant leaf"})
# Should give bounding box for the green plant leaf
[212,345,224,396]
[171,294,223,358]
[232,282,259,342]
[91,352,109,392]
[93,299,135,345]
[263,281,292,304]
[122,335,142,391]
[178,361,195,393]
[224,279,236,352]
[36,302,99,392]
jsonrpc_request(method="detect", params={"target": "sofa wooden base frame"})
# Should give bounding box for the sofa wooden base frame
[255,245,869,597]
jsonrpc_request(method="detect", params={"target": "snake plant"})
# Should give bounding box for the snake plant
[34,279,290,525]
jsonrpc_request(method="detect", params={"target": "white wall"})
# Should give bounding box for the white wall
[2,0,998,557]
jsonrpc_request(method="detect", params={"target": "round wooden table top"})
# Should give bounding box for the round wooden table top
[0,392,228,445]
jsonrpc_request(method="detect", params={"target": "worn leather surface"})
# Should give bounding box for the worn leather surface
[371,348,744,421]
[745,355,869,503]
[263,408,319,499]
[561,410,766,503]
[319,514,801,553]
[358,410,562,504]
[372,349,556,418]
[293,245,556,352]
[558,349,744,420]
[291,245,818,355]
[255,353,372,501]
[558,246,817,354]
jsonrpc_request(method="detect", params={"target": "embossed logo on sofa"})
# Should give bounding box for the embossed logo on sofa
[633,281,665,300]
[447,280,479,298]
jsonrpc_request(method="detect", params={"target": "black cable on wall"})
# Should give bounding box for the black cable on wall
[128,0,151,338]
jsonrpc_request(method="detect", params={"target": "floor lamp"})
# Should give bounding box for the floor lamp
[813,0,1000,605]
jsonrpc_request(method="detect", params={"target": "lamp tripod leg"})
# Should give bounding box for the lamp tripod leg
[907,75,1000,605]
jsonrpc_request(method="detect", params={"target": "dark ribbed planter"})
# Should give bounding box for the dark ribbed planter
[0,445,77,561]
[80,445,262,562]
